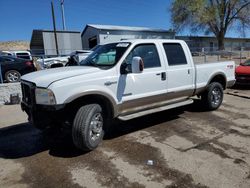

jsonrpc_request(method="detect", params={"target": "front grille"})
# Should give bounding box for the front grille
[21,81,35,105]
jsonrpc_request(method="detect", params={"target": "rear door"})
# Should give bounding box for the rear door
[162,43,194,99]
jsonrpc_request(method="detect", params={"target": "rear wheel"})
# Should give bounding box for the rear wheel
[5,70,21,83]
[201,82,224,110]
[72,104,104,151]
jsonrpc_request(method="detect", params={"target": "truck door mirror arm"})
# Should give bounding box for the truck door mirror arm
[120,63,131,74]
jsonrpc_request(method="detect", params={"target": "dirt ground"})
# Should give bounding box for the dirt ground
[0,91,250,188]
[0,41,29,51]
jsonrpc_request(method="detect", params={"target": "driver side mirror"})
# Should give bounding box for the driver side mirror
[131,56,144,73]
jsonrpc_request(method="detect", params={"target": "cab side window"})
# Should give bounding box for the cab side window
[125,44,161,68]
[1,57,14,62]
[163,43,187,66]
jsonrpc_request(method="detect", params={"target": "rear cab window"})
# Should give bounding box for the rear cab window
[163,43,187,66]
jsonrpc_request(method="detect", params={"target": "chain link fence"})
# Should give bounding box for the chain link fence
[1,46,250,84]
[190,47,250,65]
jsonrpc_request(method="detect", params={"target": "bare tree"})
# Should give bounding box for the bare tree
[171,0,250,50]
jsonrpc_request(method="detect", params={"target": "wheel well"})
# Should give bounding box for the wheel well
[4,69,20,75]
[65,94,114,121]
[209,74,226,89]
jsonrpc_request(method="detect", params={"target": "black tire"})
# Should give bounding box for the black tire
[5,70,21,83]
[201,82,224,110]
[72,104,104,151]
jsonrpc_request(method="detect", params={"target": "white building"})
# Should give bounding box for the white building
[81,24,175,49]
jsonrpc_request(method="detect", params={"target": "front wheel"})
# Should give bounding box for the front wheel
[72,104,104,151]
[201,82,224,111]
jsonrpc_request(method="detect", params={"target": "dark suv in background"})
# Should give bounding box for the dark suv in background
[0,56,36,83]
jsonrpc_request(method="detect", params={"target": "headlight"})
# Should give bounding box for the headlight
[35,88,56,105]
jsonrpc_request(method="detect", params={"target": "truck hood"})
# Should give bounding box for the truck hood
[21,66,100,88]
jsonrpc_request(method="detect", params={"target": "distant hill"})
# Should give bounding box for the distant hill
[0,41,30,51]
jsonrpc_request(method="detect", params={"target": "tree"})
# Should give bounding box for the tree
[171,0,250,50]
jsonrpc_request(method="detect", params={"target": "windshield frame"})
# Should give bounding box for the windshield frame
[79,42,131,69]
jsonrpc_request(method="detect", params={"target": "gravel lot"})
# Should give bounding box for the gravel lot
[0,92,250,188]
[0,83,21,104]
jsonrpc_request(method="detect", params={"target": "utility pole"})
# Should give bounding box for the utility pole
[51,0,59,55]
[60,0,66,30]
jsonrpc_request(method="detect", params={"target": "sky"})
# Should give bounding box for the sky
[0,0,249,41]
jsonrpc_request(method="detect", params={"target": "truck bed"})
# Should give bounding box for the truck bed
[195,61,235,94]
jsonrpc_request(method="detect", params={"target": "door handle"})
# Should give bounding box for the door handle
[161,72,166,81]
[156,72,166,81]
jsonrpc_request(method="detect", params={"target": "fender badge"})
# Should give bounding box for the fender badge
[104,81,117,86]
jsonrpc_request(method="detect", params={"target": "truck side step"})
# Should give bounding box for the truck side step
[118,99,193,121]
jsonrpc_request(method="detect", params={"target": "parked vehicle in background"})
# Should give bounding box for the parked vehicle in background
[13,51,32,60]
[36,56,69,69]
[0,51,12,56]
[1,51,32,60]
[235,59,250,85]
[20,39,235,151]
[0,56,36,83]
[66,46,102,66]
[36,46,99,69]
[69,50,93,63]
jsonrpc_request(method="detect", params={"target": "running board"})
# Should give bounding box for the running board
[118,99,193,121]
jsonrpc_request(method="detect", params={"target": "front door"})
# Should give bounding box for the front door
[118,43,167,115]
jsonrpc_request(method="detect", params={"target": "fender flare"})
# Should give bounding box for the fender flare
[64,90,119,117]
[207,71,227,89]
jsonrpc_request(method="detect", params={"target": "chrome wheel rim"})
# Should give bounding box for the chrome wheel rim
[7,71,20,82]
[89,113,103,141]
[211,87,222,106]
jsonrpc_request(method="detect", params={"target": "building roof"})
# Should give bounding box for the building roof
[177,35,250,41]
[82,24,174,36]
[32,29,81,34]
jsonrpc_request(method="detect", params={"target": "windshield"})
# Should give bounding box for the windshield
[80,42,131,67]
[242,59,250,66]
[90,45,101,51]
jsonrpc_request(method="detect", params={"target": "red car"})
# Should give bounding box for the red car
[235,59,250,85]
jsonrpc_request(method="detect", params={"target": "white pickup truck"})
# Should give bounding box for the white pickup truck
[21,39,235,151]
